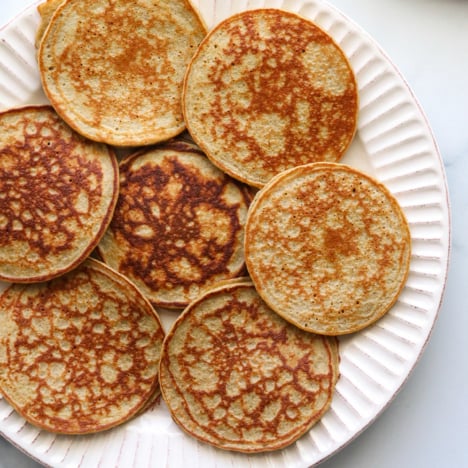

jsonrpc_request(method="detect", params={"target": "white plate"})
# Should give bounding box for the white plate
[0,1,450,467]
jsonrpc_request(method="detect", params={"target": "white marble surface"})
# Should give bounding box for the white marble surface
[0,0,466,467]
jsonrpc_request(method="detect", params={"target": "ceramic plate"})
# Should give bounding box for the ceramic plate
[0,1,450,466]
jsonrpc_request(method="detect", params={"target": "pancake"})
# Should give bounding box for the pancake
[34,0,64,48]
[0,258,165,434]
[97,140,250,309]
[38,0,207,146]
[159,282,339,452]
[182,8,358,187]
[244,162,411,335]
[0,106,118,283]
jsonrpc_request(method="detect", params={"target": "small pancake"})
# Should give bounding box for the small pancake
[0,106,118,283]
[244,162,411,335]
[183,8,358,187]
[159,282,339,452]
[0,258,165,434]
[97,140,250,309]
[38,0,206,146]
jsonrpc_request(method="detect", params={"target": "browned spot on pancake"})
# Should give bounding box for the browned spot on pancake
[0,106,118,283]
[244,163,411,335]
[116,158,241,281]
[160,283,338,452]
[60,6,175,124]
[98,143,249,308]
[183,9,358,187]
[1,115,100,255]
[206,17,356,163]
[0,259,164,434]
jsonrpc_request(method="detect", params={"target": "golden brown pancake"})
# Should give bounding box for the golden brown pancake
[183,8,358,187]
[0,258,165,434]
[244,162,411,335]
[97,140,250,309]
[0,106,118,283]
[159,282,339,452]
[38,0,206,146]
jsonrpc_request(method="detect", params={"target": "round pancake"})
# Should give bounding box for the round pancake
[159,282,339,452]
[0,258,165,434]
[183,8,358,187]
[38,0,206,146]
[244,162,411,335]
[97,140,250,309]
[0,106,118,283]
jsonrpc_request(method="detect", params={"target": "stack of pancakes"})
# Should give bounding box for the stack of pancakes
[0,1,411,453]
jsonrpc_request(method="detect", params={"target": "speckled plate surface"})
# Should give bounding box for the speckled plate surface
[0,1,450,467]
